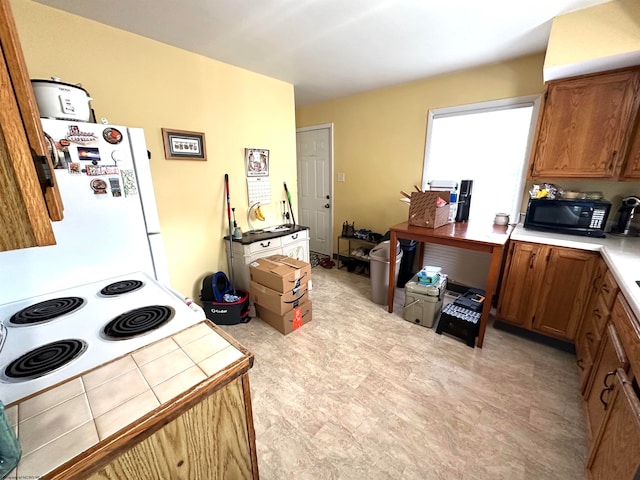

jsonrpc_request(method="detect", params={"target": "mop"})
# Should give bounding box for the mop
[224,174,238,298]
[283,181,296,226]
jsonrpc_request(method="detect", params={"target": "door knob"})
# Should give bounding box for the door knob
[326,195,330,199]
[324,204,330,208]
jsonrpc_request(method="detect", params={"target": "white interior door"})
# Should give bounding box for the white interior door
[296,125,333,256]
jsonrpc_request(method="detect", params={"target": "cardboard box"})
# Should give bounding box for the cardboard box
[256,300,312,335]
[250,280,309,315]
[249,255,311,293]
[408,190,450,228]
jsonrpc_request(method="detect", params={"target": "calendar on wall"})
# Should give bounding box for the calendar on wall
[247,177,271,204]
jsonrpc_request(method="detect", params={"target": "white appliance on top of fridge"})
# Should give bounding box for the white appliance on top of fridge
[0,119,207,406]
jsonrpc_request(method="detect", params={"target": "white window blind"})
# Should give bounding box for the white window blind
[420,97,539,288]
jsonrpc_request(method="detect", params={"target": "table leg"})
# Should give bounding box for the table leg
[477,245,505,348]
[387,231,398,312]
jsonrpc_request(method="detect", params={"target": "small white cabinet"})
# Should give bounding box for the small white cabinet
[227,228,310,292]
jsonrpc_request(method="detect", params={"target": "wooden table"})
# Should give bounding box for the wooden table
[387,221,513,348]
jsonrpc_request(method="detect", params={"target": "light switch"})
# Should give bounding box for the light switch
[337,172,345,182]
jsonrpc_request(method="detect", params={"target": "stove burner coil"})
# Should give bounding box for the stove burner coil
[3,339,87,381]
[99,280,145,296]
[9,297,86,325]
[102,305,175,340]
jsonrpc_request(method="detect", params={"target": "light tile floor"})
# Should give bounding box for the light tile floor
[220,267,587,480]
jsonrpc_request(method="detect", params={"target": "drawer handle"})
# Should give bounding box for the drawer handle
[599,385,614,410]
[260,241,271,248]
[586,331,594,342]
[577,358,585,371]
[593,308,602,319]
[603,370,615,388]
[292,233,298,240]
[529,253,536,269]
[602,285,610,294]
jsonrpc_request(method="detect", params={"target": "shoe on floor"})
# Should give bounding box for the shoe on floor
[319,257,335,269]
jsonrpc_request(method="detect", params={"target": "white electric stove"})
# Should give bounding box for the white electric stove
[0,271,205,406]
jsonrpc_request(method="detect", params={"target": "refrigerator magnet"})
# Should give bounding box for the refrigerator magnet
[103,128,123,144]
[90,178,108,194]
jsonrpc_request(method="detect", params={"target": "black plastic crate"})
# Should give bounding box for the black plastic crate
[201,289,250,325]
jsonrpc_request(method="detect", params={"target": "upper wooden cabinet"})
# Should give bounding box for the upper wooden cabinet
[497,241,598,342]
[621,114,640,180]
[0,0,62,252]
[529,68,640,180]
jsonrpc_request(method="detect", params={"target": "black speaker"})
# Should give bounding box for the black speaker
[455,180,473,222]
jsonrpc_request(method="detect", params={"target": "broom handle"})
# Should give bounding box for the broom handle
[224,174,236,295]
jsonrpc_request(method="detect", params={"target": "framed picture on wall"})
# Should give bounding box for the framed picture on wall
[245,148,269,177]
[162,128,207,161]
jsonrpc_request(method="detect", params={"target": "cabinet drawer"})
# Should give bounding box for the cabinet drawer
[610,294,640,377]
[281,229,308,246]
[232,237,283,256]
[599,270,619,310]
[591,294,611,337]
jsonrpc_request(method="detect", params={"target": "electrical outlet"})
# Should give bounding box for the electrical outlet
[337,172,345,182]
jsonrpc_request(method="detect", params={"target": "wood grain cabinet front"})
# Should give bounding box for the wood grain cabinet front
[497,241,598,342]
[0,0,63,252]
[583,322,628,441]
[585,368,640,480]
[528,68,640,180]
[86,375,259,480]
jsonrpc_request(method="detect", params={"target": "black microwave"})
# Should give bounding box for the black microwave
[524,198,612,238]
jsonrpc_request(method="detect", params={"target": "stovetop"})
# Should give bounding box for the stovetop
[0,272,205,405]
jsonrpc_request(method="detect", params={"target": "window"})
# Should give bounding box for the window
[422,96,539,224]
[420,96,540,288]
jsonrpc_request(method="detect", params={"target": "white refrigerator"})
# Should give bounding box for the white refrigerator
[0,119,169,304]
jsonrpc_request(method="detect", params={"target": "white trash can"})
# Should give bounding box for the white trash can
[369,240,402,305]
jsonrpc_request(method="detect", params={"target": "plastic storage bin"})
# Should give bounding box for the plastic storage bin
[403,273,447,328]
[369,240,402,305]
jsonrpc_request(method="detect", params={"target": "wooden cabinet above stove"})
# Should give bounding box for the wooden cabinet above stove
[0,0,63,252]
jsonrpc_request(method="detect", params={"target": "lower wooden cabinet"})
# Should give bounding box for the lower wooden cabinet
[583,323,627,440]
[497,241,598,341]
[87,375,258,480]
[586,369,640,479]
[576,264,620,391]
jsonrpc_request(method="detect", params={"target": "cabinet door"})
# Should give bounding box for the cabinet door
[533,247,597,340]
[496,242,546,328]
[529,69,640,179]
[621,115,640,180]
[583,323,627,440]
[282,239,309,263]
[0,51,56,250]
[0,0,63,221]
[586,369,640,480]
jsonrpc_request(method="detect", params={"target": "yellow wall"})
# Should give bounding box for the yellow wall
[12,0,297,301]
[296,54,546,245]
[545,0,640,70]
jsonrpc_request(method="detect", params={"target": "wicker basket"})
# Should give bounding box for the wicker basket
[408,190,450,228]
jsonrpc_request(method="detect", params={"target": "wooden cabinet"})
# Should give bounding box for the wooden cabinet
[583,323,628,440]
[586,369,640,480]
[528,68,640,180]
[495,241,545,328]
[621,114,640,180]
[0,0,62,252]
[87,375,258,480]
[497,241,597,341]
[576,265,620,390]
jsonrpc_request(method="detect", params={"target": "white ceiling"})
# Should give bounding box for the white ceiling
[34,0,611,106]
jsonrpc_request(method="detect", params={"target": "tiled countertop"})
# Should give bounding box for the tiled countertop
[5,321,245,479]
[511,225,640,319]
